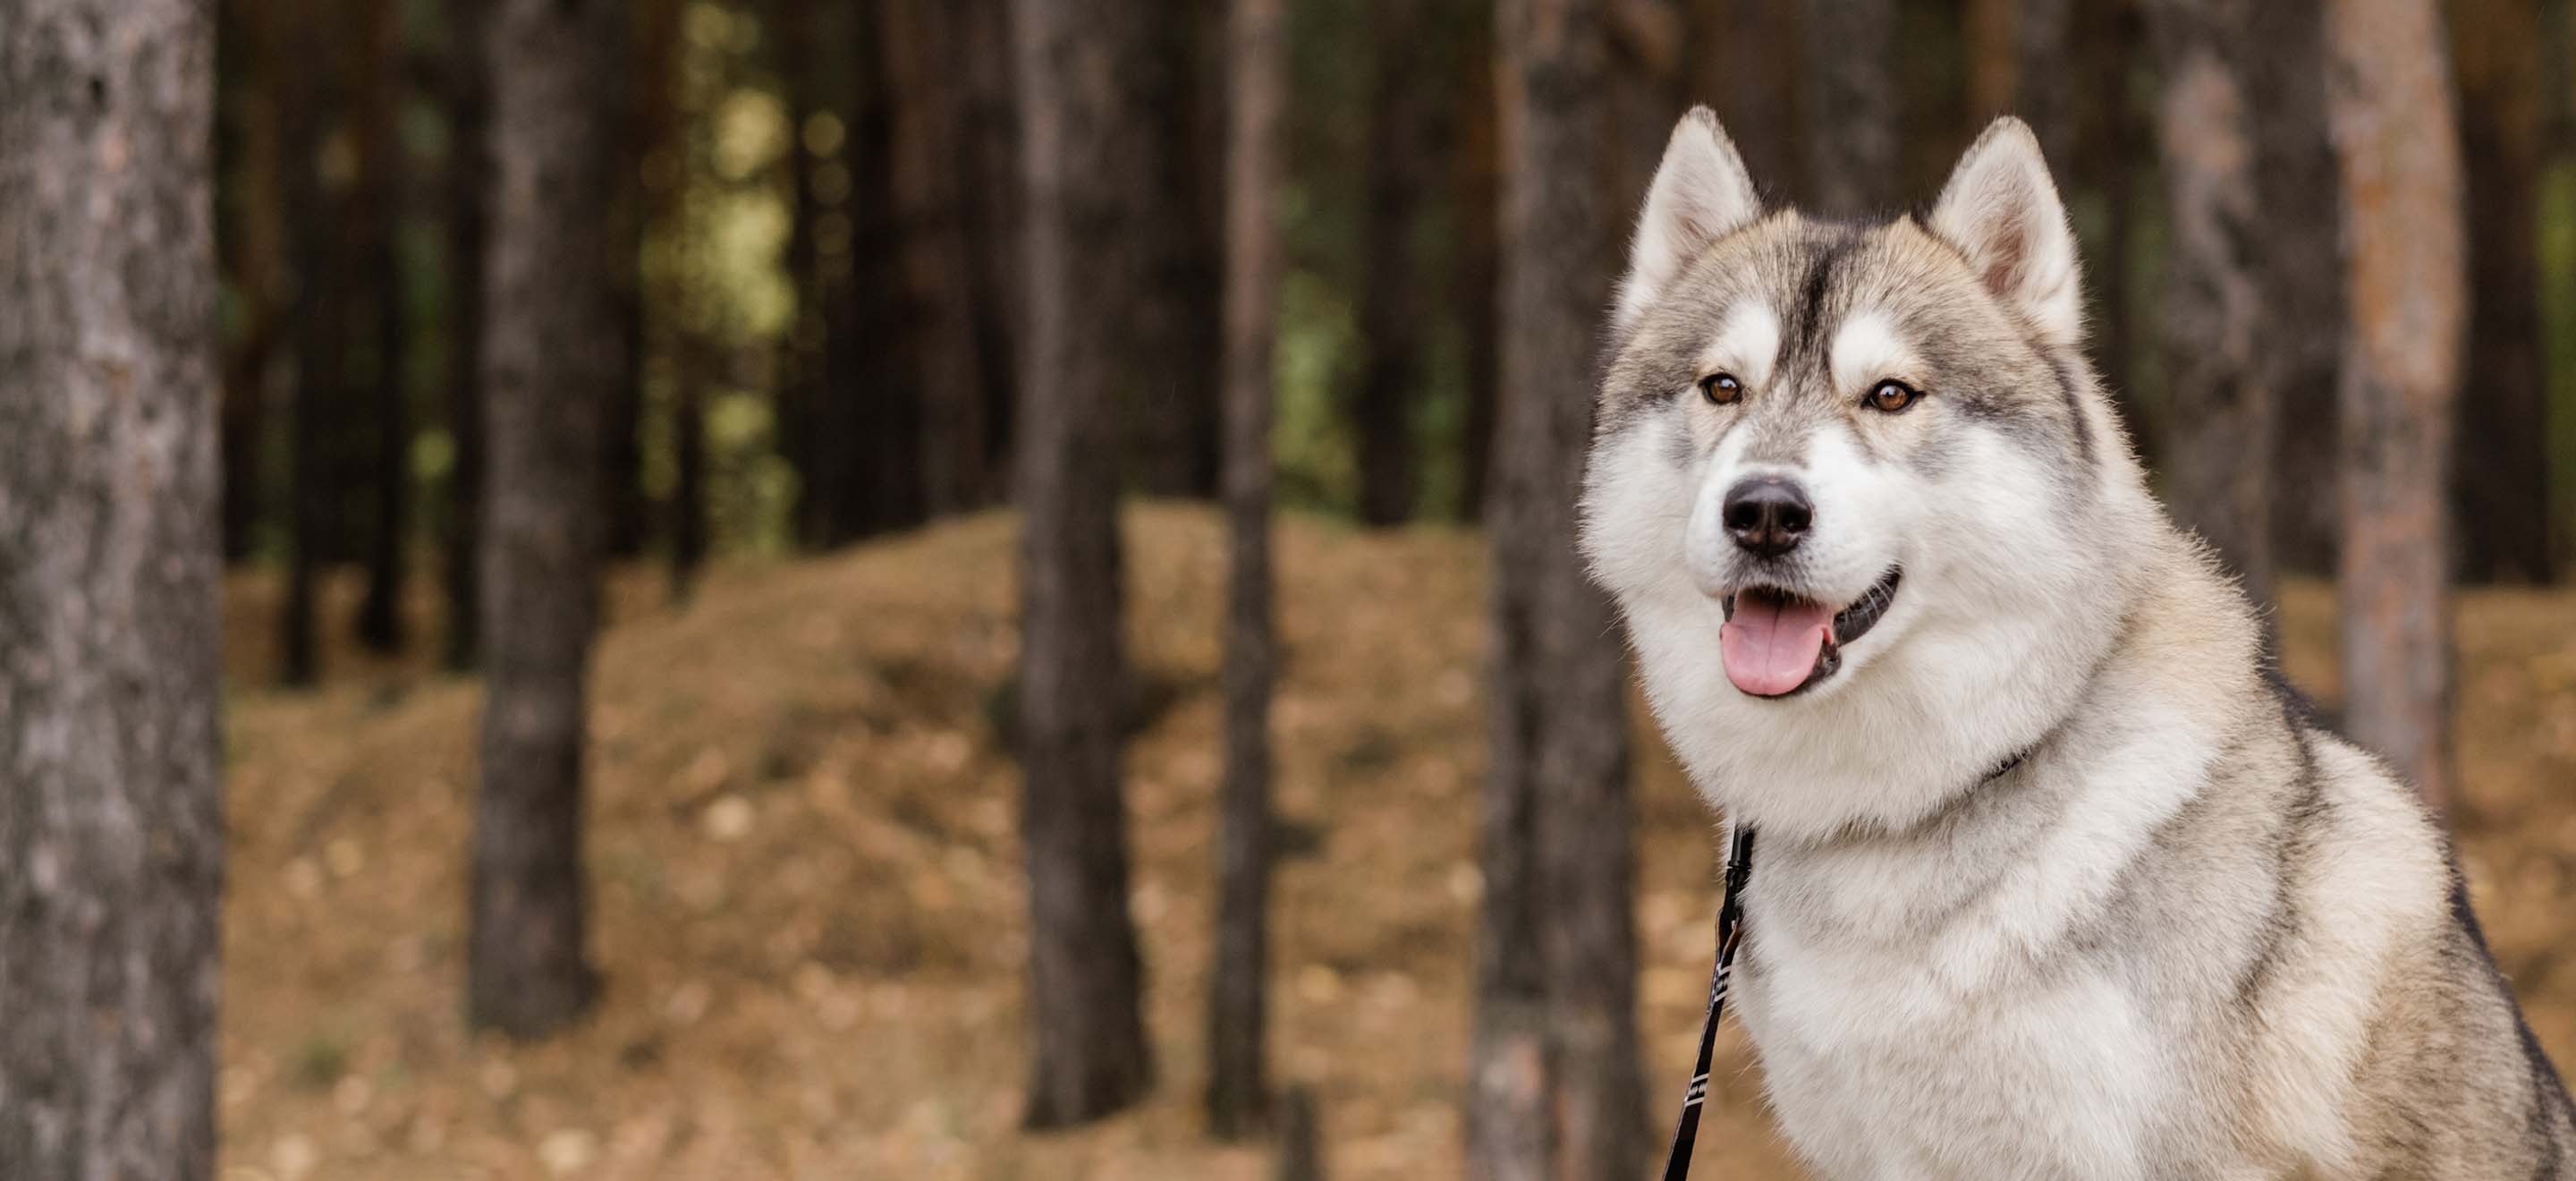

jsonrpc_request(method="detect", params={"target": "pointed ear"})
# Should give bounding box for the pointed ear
[1614,107,1761,333]
[1926,117,2083,346]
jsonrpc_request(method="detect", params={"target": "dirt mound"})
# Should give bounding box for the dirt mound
[218,506,2576,1178]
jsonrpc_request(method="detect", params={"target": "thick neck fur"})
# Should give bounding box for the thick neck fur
[1745,523,2266,975]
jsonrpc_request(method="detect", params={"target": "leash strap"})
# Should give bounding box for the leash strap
[1659,822,1757,1181]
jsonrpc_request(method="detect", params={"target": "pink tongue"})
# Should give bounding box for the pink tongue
[1719,595,1835,696]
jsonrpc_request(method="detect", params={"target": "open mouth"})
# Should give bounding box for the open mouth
[1718,566,1902,698]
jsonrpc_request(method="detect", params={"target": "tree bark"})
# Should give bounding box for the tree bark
[1456,0,1503,522]
[849,1,926,539]
[2252,0,2344,576]
[278,6,341,687]
[1682,0,1799,186]
[884,0,1006,516]
[962,0,1022,493]
[2142,0,2280,606]
[2323,0,2468,812]
[1207,0,1285,1139]
[1354,0,1436,528]
[1012,0,1155,1127]
[1123,0,1225,500]
[445,0,493,671]
[355,0,411,653]
[216,0,284,566]
[2451,0,2554,584]
[1798,0,1900,215]
[669,367,706,601]
[470,0,623,1039]
[0,2,225,1174]
[1475,3,1645,1178]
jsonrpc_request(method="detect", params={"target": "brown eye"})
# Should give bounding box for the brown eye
[1866,379,1921,413]
[1699,372,1742,405]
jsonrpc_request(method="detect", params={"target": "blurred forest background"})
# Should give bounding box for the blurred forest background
[6,0,2576,1177]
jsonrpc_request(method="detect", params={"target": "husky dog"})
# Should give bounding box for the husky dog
[1581,109,2575,1179]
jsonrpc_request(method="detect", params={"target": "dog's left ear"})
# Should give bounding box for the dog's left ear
[1927,117,2082,347]
[1614,106,1762,334]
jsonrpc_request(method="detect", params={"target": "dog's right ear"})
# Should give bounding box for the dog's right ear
[1614,106,1761,335]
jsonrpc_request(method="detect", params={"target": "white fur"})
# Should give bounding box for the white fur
[1700,300,1784,390]
[1827,309,1919,396]
[1927,118,2085,348]
[1614,107,1761,334]
[1581,111,2538,1181]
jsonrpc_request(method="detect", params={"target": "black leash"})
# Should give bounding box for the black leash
[1659,821,1756,1181]
[1659,749,2029,1178]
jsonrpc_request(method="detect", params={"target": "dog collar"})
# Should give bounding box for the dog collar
[1657,747,2033,1180]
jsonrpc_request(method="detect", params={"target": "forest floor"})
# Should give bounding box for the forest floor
[215,505,2576,1180]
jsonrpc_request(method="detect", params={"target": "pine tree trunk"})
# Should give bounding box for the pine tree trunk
[0,2,225,1174]
[2322,0,2468,812]
[1123,0,1225,500]
[1354,0,1434,528]
[774,0,828,548]
[445,0,493,671]
[947,0,1023,500]
[2252,0,2344,576]
[1455,1,1503,522]
[216,0,282,566]
[885,0,1002,516]
[670,368,706,601]
[279,13,339,687]
[1476,3,1644,1178]
[470,0,623,1039]
[2451,0,2554,584]
[356,0,411,654]
[850,3,926,539]
[1207,0,1285,1139]
[1683,0,1798,185]
[1798,0,1900,215]
[1012,0,1155,1127]
[2143,0,2280,607]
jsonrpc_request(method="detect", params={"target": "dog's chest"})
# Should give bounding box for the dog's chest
[1733,896,2176,1180]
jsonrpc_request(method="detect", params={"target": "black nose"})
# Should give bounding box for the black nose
[1724,478,1813,558]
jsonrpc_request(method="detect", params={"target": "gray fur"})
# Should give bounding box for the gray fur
[1581,111,2573,1179]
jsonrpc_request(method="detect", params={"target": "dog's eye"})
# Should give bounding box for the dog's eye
[1866,379,1921,413]
[1699,372,1742,405]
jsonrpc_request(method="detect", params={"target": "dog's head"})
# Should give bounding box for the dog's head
[1581,112,2159,837]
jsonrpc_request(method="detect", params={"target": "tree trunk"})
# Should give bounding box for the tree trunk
[1123,0,1224,500]
[959,0,1023,496]
[2323,0,2468,812]
[278,13,340,688]
[216,0,284,566]
[2142,0,2280,607]
[1354,0,1435,528]
[2252,0,2344,576]
[2451,0,2554,584]
[1475,3,1644,1178]
[1682,0,1799,186]
[470,0,623,1039]
[1011,0,1155,1126]
[850,2,927,539]
[774,0,828,548]
[670,369,706,601]
[885,0,1004,516]
[1798,0,1900,215]
[356,0,412,654]
[1207,0,1285,1139]
[1456,0,1503,522]
[1965,0,2017,117]
[0,2,225,1174]
[445,0,493,671]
